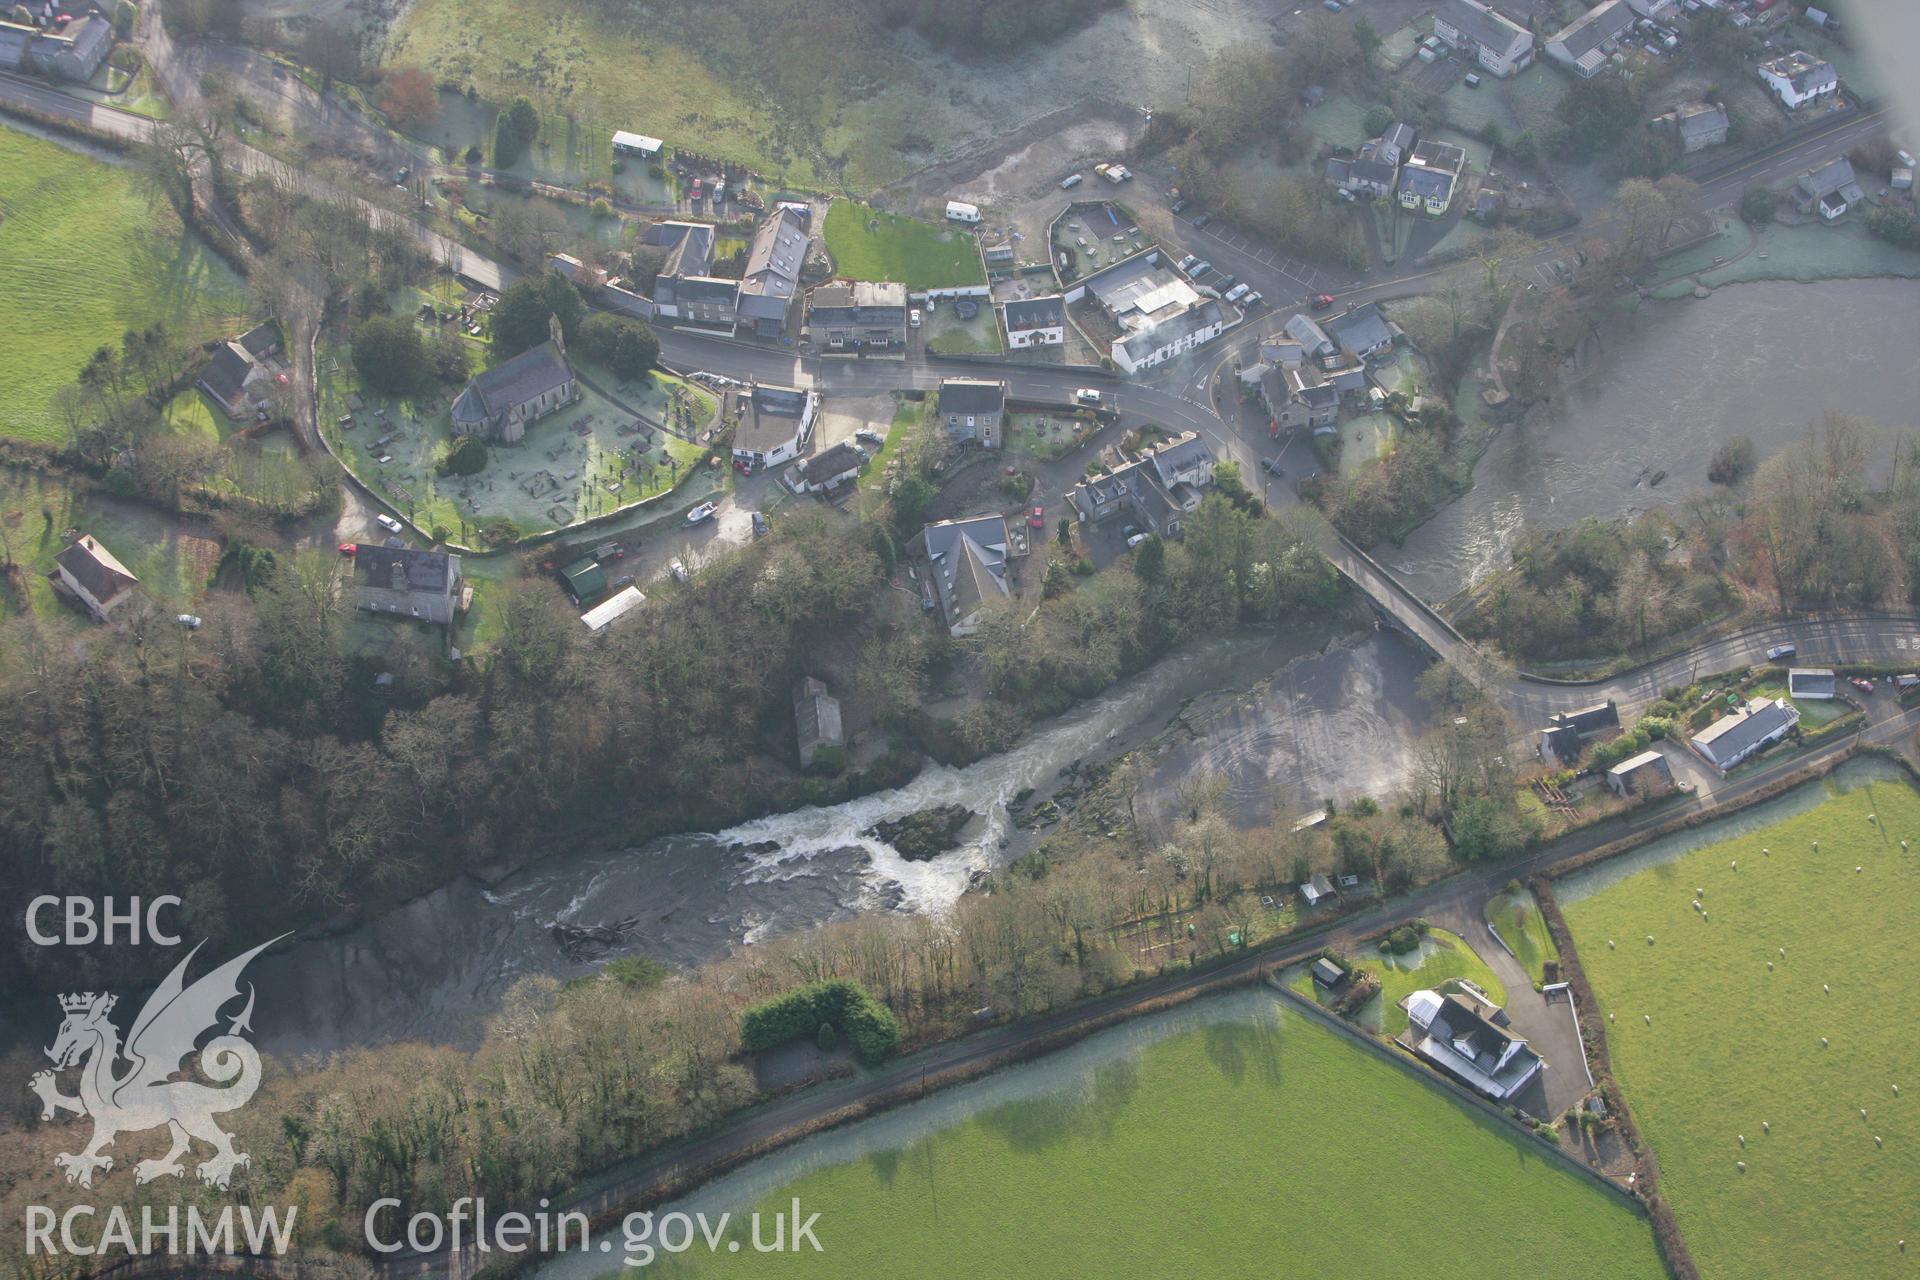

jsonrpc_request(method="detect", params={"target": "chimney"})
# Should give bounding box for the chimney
[390,558,407,591]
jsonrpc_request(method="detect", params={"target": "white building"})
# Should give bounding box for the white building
[54,534,138,623]
[1757,50,1838,110]
[945,200,982,223]
[1404,989,1543,1101]
[732,384,817,468]
[581,586,646,633]
[1002,295,1067,348]
[1691,696,1800,772]
[1433,0,1535,77]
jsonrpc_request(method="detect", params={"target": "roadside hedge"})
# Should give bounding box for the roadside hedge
[740,979,901,1065]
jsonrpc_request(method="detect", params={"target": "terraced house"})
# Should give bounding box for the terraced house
[737,204,811,339]
[644,221,739,331]
[806,280,909,353]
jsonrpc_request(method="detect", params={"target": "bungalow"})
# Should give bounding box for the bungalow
[1397,141,1467,216]
[450,317,578,444]
[1691,696,1799,771]
[1326,303,1395,362]
[1551,700,1620,736]
[1787,668,1837,700]
[793,676,845,768]
[1651,101,1731,153]
[1606,749,1675,797]
[922,514,1011,636]
[937,378,1008,448]
[352,544,463,625]
[737,204,810,339]
[789,441,863,494]
[1433,0,1535,77]
[1545,0,1635,78]
[1299,873,1339,908]
[806,280,909,353]
[1403,989,1543,1102]
[732,383,817,467]
[53,533,138,622]
[610,130,662,157]
[1791,156,1864,220]
[1757,50,1838,110]
[196,321,283,419]
[1003,295,1067,348]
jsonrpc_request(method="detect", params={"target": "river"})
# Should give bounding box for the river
[246,623,1431,1054]
[1385,278,1920,604]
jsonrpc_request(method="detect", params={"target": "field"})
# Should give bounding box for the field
[1490,887,1560,987]
[0,126,250,445]
[646,997,1664,1279]
[1563,775,1920,1280]
[824,201,987,291]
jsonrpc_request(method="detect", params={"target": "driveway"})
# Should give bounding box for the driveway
[1424,896,1591,1121]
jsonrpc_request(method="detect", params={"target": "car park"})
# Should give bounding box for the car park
[375,513,403,534]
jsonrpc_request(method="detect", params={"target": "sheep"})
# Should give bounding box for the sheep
[1825,984,1832,995]
[1645,1014,1653,1025]
[1608,939,1616,949]
[1813,840,1819,850]
[1762,847,1770,855]
[1768,962,1775,971]
[1780,947,1787,957]
[1736,1160,1747,1172]
[1876,1135,1884,1148]
[1857,866,1864,873]
[1895,1085,1901,1097]
[1902,840,1909,851]
[1738,1134,1746,1147]
[1648,935,1656,945]
[1861,1108,1869,1120]
[1762,1121,1771,1134]
[1731,860,1738,871]
[1823,1037,1831,1048]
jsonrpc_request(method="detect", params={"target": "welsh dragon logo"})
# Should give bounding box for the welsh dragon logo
[29,936,285,1190]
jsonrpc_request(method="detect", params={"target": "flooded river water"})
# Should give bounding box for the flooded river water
[1385,278,1920,603]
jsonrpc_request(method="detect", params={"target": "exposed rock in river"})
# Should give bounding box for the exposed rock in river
[864,804,975,861]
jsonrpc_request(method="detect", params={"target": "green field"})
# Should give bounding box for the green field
[643,997,1663,1279]
[1490,887,1560,987]
[0,126,249,445]
[1563,776,1920,1280]
[824,200,987,291]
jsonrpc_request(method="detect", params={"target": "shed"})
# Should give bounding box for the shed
[1311,957,1346,987]
[1606,749,1675,798]
[1299,873,1338,907]
[611,131,662,156]
[1787,667,1836,700]
[561,557,607,603]
[581,586,646,632]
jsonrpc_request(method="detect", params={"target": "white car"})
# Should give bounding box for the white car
[375,513,403,533]
[176,614,202,630]
[669,560,689,583]
[1126,532,1150,549]
[910,308,922,328]
[1766,643,1796,661]
[1224,283,1250,303]
[1073,388,1101,406]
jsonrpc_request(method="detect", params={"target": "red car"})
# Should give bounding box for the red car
[1311,293,1336,310]
[1850,677,1875,693]
[338,542,357,557]
[1029,505,1046,529]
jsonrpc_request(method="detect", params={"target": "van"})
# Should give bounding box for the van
[1464,72,1483,88]
[1766,643,1797,661]
[1073,388,1102,406]
[1061,173,1084,189]
[1224,283,1250,303]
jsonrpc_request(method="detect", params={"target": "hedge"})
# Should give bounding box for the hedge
[740,979,902,1065]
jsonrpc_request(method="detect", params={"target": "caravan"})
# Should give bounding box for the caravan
[946,200,982,223]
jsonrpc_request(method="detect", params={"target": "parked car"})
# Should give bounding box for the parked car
[1261,457,1285,475]
[1224,283,1250,303]
[1241,290,1264,308]
[1191,212,1212,228]
[375,513,403,534]
[176,614,202,630]
[686,501,717,524]
[1766,643,1797,661]
[1073,388,1102,406]
[1190,260,1212,277]
[752,511,771,538]
[338,542,357,557]
[1029,505,1046,529]
[1464,72,1483,87]
[856,427,885,446]
[1311,293,1336,310]
[1323,0,1341,10]
[1178,253,1199,271]
[1060,173,1084,189]
[1216,274,1237,290]
[669,560,689,583]
[909,308,922,328]
[1126,531,1150,549]
[1170,198,1188,214]
[1851,676,1876,693]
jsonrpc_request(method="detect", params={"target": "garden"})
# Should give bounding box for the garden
[644,993,1665,1279]
[0,125,248,445]
[1562,773,1920,1280]
[823,200,987,292]
[1489,884,1560,988]
[1290,926,1507,1037]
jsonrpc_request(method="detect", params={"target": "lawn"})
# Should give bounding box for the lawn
[857,397,922,499]
[1489,886,1560,988]
[823,200,987,291]
[0,125,249,445]
[1004,412,1089,461]
[1292,928,1507,1037]
[644,996,1665,1279]
[1562,775,1920,1280]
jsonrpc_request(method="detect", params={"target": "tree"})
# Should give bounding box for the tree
[380,67,440,131]
[1132,534,1165,582]
[493,96,541,167]
[298,24,360,90]
[577,313,659,378]
[351,315,427,396]
[490,272,583,359]
[1739,186,1776,225]
[1352,18,1384,65]
[440,434,488,477]
[1362,104,1394,137]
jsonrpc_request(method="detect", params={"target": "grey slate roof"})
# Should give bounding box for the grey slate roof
[1003,295,1066,332]
[1551,700,1619,735]
[798,441,863,485]
[1284,312,1336,358]
[1116,300,1222,364]
[453,340,573,425]
[198,341,255,405]
[750,384,810,418]
[238,321,281,359]
[923,514,1011,627]
[1378,122,1417,165]
[738,206,809,318]
[937,378,1007,417]
[1549,0,1634,60]
[1436,0,1530,52]
[1796,156,1859,201]
[55,534,136,606]
[353,544,456,594]
[1692,697,1797,764]
[1760,49,1837,97]
[1327,303,1393,356]
[1148,432,1212,486]
[1398,166,1456,203]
